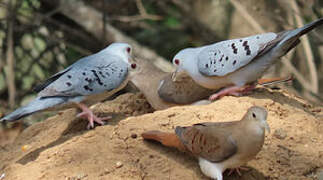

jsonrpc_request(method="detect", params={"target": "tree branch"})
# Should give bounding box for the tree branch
[58,0,174,72]
[230,0,319,95]
[5,2,16,108]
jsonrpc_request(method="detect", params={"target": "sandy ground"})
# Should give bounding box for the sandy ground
[0,88,323,180]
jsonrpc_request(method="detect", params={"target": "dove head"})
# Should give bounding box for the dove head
[172,48,198,81]
[105,42,133,64]
[244,106,270,133]
[105,43,139,76]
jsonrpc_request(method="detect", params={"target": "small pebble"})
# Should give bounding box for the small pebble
[274,128,287,140]
[131,133,137,139]
[21,145,31,152]
[116,161,123,168]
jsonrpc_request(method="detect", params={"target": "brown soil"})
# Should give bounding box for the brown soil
[0,88,322,180]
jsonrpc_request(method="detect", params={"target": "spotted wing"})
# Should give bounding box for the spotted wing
[175,122,237,162]
[197,32,277,77]
[38,53,128,98]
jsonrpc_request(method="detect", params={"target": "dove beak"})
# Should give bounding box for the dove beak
[171,71,177,81]
[172,68,183,82]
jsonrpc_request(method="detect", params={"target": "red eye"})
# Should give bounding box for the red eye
[131,63,136,69]
[127,47,131,53]
[174,59,180,65]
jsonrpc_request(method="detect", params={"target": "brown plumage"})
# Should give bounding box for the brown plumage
[142,106,270,180]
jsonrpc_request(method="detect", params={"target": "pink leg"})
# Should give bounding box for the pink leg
[227,167,249,176]
[75,103,112,129]
[209,84,256,101]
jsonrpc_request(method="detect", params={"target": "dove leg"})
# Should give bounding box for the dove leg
[227,167,249,176]
[75,103,112,129]
[209,84,256,101]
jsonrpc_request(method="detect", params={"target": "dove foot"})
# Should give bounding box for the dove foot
[209,84,256,101]
[227,166,249,176]
[76,103,112,129]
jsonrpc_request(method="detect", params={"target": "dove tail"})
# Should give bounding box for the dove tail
[141,130,186,151]
[0,97,66,122]
[277,18,323,55]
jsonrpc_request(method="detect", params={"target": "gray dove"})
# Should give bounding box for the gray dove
[142,106,269,180]
[1,43,137,129]
[171,18,323,100]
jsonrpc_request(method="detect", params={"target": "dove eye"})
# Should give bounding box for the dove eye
[252,113,256,118]
[131,63,137,69]
[174,59,180,65]
[126,47,131,53]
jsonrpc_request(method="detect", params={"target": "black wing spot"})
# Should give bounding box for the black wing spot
[67,75,72,79]
[233,60,237,65]
[242,41,251,56]
[85,78,92,83]
[231,43,238,54]
[84,85,93,91]
[214,52,217,56]
[213,69,217,72]
[205,64,209,68]
[222,64,224,67]
[256,36,260,39]
[225,56,229,61]
[66,82,72,86]
[219,55,224,62]
[239,39,242,42]
[82,72,86,76]
[91,70,104,86]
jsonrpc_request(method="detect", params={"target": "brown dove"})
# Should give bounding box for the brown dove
[130,58,214,109]
[142,106,270,180]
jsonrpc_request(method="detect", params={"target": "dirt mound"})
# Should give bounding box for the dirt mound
[0,88,322,180]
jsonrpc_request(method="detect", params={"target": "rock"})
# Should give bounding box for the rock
[115,161,123,168]
[130,133,137,139]
[274,128,287,140]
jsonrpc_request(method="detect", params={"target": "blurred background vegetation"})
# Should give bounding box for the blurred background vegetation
[0,0,322,124]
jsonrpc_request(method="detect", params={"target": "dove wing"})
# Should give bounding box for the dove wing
[175,122,238,162]
[157,72,215,104]
[38,53,128,98]
[197,32,277,77]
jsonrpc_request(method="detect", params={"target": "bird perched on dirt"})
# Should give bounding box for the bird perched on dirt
[171,18,323,101]
[1,43,138,129]
[142,106,270,180]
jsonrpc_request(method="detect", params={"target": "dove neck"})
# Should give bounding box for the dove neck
[181,48,204,76]
[239,117,265,137]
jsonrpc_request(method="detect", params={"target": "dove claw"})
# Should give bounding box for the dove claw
[209,84,256,101]
[76,103,112,129]
[227,166,249,176]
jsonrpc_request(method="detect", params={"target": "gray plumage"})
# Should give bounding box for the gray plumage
[198,33,276,77]
[1,43,134,122]
[172,18,323,90]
